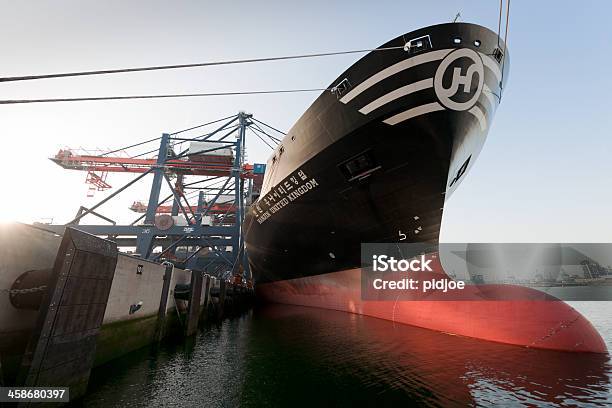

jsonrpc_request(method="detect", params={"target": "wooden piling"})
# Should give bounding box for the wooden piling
[154,263,174,343]
[218,279,227,320]
[199,274,211,323]
[203,275,211,308]
[185,271,203,336]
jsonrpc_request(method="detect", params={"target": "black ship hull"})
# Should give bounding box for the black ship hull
[244,22,507,283]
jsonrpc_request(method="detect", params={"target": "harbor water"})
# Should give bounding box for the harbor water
[76,303,611,407]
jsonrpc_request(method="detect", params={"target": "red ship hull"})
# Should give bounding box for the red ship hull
[257,267,607,353]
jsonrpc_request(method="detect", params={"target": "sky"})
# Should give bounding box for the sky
[0,1,610,242]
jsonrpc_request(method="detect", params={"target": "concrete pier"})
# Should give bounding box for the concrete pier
[3,228,254,405]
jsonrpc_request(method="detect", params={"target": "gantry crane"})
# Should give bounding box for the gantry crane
[43,112,277,280]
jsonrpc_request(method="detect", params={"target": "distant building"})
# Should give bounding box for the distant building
[580,260,610,278]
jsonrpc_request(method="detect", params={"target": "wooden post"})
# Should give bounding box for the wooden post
[218,279,227,320]
[185,271,202,336]
[200,274,211,323]
[154,263,174,343]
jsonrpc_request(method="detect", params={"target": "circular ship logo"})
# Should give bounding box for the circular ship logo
[434,48,484,111]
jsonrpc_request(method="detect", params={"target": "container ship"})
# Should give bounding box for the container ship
[243,22,607,353]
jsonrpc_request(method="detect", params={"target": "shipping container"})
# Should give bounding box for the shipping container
[253,163,266,174]
[188,141,233,157]
[215,195,235,204]
[171,215,188,226]
[201,215,212,226]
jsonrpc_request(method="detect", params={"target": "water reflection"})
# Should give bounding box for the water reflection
[243,306,611,407]
[77,306,611,407]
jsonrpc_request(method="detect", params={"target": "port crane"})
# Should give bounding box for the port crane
[43,112,277,280]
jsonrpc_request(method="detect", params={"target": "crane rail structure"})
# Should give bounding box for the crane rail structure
[42,112,275,281]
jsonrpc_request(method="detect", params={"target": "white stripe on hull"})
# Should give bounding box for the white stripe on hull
[342,48,501,132]
[382,101,489,131]
[468,105,487,131]
[339,49,453,104]
[482,84,498,113]
[481,54,502,83]
[382,102,445,125]
[358,78,433,115]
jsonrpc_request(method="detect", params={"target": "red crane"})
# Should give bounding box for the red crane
[129,201,237,214]
[51,149,258,192]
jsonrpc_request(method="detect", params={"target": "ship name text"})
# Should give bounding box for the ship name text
[255,168,319,225]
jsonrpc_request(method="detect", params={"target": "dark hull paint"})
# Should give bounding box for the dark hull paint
[244,22,507,283]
